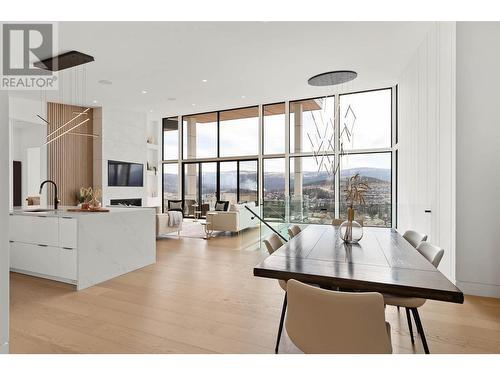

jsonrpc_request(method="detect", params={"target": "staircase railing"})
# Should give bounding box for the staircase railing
[245,205,288,243]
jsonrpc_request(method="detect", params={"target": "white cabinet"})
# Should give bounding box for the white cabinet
[59,217,78,249]
[58,247,77,280]
[9,215,59,246]
[9,215,78,284]
[10,242,59,277]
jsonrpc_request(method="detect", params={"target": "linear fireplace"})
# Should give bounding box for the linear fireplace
[110,198,142,207]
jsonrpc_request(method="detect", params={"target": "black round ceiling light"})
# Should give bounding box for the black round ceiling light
[308,70,357,86]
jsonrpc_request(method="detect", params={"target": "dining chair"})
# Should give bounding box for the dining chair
[384,242,444,354]
[403,230,428,248]
[287,225,302,239]
[285,279,392,354]
[263,233,287,354]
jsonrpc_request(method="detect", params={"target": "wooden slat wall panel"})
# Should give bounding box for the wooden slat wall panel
[47,102,94,206]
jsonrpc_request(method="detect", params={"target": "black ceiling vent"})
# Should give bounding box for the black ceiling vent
[34,50,94,72]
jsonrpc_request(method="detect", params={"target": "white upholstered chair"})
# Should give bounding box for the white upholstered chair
[403,230,428,248]
[263,233,287,353]
[287,225,302,239]
[384,242,444,354]
[285,279,392,354]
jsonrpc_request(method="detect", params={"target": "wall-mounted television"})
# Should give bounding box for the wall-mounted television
[108,160,144,187]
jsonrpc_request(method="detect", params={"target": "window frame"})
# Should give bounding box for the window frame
[262,101,286,156]
[162,86,396,227]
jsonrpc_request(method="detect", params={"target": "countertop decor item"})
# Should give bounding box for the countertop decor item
[340,173,369,244]
[66,207,109,213]
[78,187,102,210]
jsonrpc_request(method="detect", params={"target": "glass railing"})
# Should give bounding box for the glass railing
[250,198,392,250]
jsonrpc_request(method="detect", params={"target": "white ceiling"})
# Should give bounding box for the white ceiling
[10,21,433,118]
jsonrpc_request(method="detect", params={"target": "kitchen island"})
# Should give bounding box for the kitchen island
[9,206,155,290]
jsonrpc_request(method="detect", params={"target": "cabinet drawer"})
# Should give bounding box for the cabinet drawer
[10,242,77,282]
[9,215,59,246]
[59,247,77,280]
[59,217,78,249]
[10,242,59,276]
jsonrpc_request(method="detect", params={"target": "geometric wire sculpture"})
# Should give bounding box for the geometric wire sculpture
[307,97,356,178]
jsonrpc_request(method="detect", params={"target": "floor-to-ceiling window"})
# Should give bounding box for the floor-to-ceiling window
[163,87,394,226]
[162,163,179,208]
[288,96,336,224]
[162,117,180,212]
[182,112,218,159]
[219,107,259,157]
[163,117,179,160]
[263,103,285,155]
[289,156,335,224]
[340,152,392,227]
[239,160,258,204]
[220,161,238,205]
[263,157,286,221]
[338,88,393,227]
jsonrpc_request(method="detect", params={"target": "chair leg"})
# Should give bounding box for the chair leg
[275,292,287,354]
[405,308,415,344]
[411,308,430,354]
[397,306,400,312]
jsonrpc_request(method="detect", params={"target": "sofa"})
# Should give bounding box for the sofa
[156,209,183,237]
[205,202,260,233]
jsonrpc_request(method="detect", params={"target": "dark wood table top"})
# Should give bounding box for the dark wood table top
[254,225,464,303]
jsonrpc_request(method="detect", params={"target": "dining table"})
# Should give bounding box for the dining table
[254,225,464,303]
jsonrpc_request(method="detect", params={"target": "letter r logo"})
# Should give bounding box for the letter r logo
[2,24,52,76]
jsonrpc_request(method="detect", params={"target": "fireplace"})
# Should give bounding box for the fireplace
[110,198,142,207]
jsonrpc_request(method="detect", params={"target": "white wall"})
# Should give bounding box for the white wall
[11,121,47,206]
[397,22,456,282]
[8,97,48,208]
[100,107,148,206]
[1,91,10,353]
[455,22,500,298]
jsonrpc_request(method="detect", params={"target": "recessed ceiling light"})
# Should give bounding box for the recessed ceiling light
[241,95,246,99]
[92,100,98,104]
[191,103,196,106]
[98,79,112,85]
[202,79,207,83]
[149,109,154,113]
[141,90,148,94]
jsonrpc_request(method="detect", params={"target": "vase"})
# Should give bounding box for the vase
[340,207,363,244]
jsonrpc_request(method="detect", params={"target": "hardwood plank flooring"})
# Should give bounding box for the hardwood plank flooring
[9,231,500,354]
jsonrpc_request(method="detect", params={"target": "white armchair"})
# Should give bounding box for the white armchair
[206,202,260,233]
[156,210,183,237]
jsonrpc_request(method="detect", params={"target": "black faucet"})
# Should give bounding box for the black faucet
[39,180,60,210]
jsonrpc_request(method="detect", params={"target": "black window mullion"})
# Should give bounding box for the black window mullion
[236,161,240,203]
[216,161,221,202]
[217,112,220,158]
[198,162,202,210]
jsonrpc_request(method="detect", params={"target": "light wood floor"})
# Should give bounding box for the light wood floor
[9,230,500,354]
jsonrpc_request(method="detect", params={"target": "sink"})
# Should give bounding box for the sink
[23,208,57,213]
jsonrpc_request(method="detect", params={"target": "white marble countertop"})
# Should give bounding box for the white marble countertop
[10,205,155,218]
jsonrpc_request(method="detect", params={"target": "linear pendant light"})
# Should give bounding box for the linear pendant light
[45,118,90,146]
[46,107,91,139]
[69,132,98,138]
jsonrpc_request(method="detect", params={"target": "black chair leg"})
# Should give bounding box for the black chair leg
[411,308,430,354]
[405,308,415,344]
[275,292,287,354]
